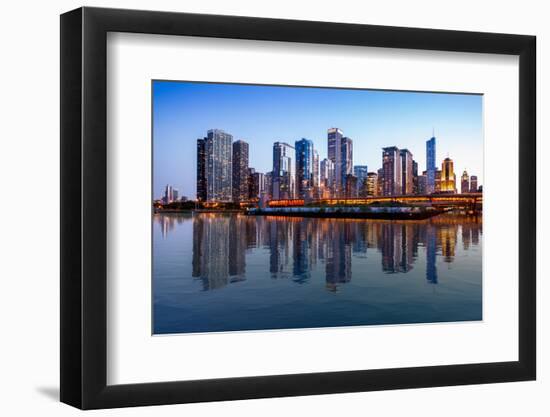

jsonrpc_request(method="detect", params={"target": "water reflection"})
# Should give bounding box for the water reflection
[156,212,482,292]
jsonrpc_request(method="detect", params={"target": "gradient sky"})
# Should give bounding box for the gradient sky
[153,81,483,199]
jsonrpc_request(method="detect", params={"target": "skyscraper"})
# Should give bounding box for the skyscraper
[426,136,436,194]
[382,146,402,196]
[327,128,343,195]
[312,149,320,193]
[272,142,296,200]
[341,137,353,193]
[163,184,174,204]
[377,168,384,196]
[440,157,457,193]
[196,137,207,201]
[400,149,413,195]
[354,165,369,195]
[366,172,378,196]
[470,175,478,192]
[232,140,249,202]
[412,160,419,195]
[205,129,233,202]
[320,158,335,198]
[295,138,314,198]
[461,170,470,194]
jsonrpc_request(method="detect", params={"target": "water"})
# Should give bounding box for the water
[153,212,482,334]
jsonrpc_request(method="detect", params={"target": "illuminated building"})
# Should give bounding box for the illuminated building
[470,175,478,192]
[196,137,207,201]
[206,129,233,202]
[295,138,314,198]
[354,165,369,196]
[327,128,344,195]
[264,171,273,199]
[426,136,436,194]
[345,174,358,198]
[417,173,427,194]
[320,158,334,197]
[272,142,296,200]
[412,160,419,194]
[382,146,402,196]
[163,184,174,204]
[440,157,457,193]
[313,149,320,191]
[232,139,249,202]
[461,170,470,194]
[366,172,378,196]
[250,171,265,200]
[400,149,414,195]
[377,168,384,196]
[341,137,353,193]
[435,169,441,193]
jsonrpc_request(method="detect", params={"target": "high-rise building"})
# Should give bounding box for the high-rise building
[426,136,436,194]
[172,189,179,202]
[440,157,457,193]
[341,137,353,193]
[272,142,296,200]
[320,158,334,198]
[249,170,265,200]
[382,146,402,196]
[264,171,273,199]
[205,129,233,202]
[435,169,442,193]
[196,137,207,201]
[417,173,427,194]
[461,170,470,194]
[366,172,378,196]
[327,128,344,195]
[312,149,320,189]
[412,160,419,195]
[354,165,369,195]
[400,149,413,195]
[470,175,478,193]
[345,174,358,198]
[295,138,314,198]
[232,140,249,202]
[377,168,384,196]
[163,184,174,204]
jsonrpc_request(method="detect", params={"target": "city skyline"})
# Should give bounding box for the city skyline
[153,81,483,199]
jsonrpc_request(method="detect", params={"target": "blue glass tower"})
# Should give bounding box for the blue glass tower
[295,138,314,198]
[426,136,436,194]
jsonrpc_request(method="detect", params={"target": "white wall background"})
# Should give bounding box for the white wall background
[0,0,545,415]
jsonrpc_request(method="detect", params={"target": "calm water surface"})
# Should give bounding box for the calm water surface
[153,212,482,334]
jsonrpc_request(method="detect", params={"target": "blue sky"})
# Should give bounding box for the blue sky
[153,81,483,199]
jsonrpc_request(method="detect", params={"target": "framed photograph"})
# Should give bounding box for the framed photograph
[60,7,536,409]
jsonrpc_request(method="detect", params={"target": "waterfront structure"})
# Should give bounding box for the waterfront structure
[205,129,233,202]
[295,138,314,198]
[400,149,414,195]
[232,140,249,202]
[313,149,320,191]
[412,160,419,195]
[196,137,207,201]
[440,157,457,193]
[272,142,296,200]
[426,136,436,194]
[470,175,478,193]
[382,146,402,196]
[320,158,335,198]
[377,168,384,196]
[264,171,273,199]
[345,174,358,198]
[250,171,265,200]
[327,128,344,195]
[163,184,174,204]
[354,165,369,195]
[341,137,353,193]
[366,172,378,196]
[461,170,470,194]
[417,173,427,194]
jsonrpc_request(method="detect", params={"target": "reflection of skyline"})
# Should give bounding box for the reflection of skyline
[156,213,482,292]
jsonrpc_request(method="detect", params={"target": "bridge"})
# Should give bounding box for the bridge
[267,193,483,211]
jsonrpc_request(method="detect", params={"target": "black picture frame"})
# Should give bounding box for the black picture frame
[60,6,536,410]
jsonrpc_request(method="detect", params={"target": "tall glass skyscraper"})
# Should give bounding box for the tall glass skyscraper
[440,157,457,193]
[400,149,414,195]
[353,165,369,195]
[206,129,233,202]
[341,136,353,193]
[426,136,436,194]
[232,140,249,202]
[327,128,343,195]
[196,137,207,201]
[382,146,402,196]
[295,138,314,198]
[272,142,296,200]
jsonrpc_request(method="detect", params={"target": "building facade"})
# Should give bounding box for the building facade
[206,129,233,202]
[382,146,402,196]
[341,137,353,194]
[327,128,343,195]
[400,149,414,195]
[320,158,335,198]
[272,142,296,200]
[470,175,478,192]
[366,172,378,196]
[232,139,249,202]
[196,137,207,201]
[295,138,314,198]
[440,157,457,193]
[426,136,436,194]
[353,165,369,196]
[461,170,470,194]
